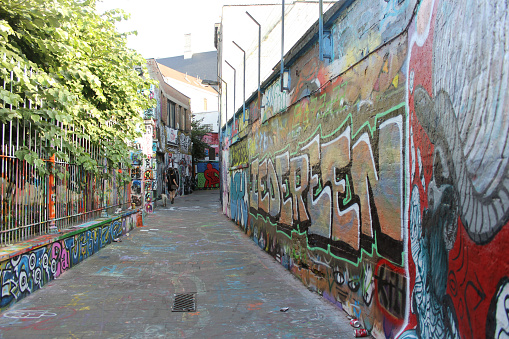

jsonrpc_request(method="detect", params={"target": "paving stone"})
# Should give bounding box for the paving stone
[0,190,355,338]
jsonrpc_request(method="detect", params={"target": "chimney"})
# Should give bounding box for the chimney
[184,33,192,59]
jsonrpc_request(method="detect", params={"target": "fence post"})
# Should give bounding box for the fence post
[48,154,57,232]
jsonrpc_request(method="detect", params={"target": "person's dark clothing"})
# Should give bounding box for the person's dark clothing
[167,170,178,191]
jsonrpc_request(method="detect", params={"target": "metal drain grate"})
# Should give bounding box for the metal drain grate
[172,293,196,312]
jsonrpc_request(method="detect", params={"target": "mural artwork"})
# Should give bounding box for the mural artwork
[196,162,220,189]
[0,218,125,309]
[400,0,509,338]
[221,0,508,337]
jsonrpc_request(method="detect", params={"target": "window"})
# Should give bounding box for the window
[204,98,207,111]
[183,109,187,131]
[176,105,180,129]
[168,100,176,129]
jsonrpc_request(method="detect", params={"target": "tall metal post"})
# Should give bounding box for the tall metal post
[225,60,236,123]
[232,41,246,131]
[281,0,285,91]
[246,11,261,99]
[217,76,226,206]
[319,0,324,61]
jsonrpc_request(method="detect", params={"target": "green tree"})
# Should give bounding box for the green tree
[0,0,155,179]
[191,117,212,161]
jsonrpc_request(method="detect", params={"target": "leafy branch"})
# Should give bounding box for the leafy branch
[0,0,157,175]
[191,116,213,161]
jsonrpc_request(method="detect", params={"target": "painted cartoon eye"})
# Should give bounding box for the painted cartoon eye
[51,259,57,274]
[42,254,49,269]
[19,271,28,292]
[34,268,42,285]
[334,271,345,285]
[29,253,37,270]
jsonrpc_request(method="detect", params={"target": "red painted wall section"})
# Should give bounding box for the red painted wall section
[403,1,509,338]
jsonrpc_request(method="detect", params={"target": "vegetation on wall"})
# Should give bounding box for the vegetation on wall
[191,117,212,161]
[0,0,155,179]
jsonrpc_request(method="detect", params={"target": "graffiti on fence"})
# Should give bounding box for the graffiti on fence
[131,150,143,209]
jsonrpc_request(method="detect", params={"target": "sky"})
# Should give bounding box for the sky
[95,0,281,59]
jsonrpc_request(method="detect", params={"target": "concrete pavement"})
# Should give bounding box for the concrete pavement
[0,190,355,338]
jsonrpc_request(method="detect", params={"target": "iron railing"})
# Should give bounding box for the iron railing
[1,60,131,247]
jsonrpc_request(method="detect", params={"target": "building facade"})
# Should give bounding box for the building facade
[156,61,220,187]
[139,59,192,211]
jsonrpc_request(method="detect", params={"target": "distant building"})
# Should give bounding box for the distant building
[143,59,193,203]
[156,61,220,161]
[157,51,218,83]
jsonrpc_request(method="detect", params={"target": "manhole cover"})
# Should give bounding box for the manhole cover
[172,293,196,312]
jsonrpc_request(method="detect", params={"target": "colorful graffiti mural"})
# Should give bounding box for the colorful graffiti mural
[0,213,140,310]
[220,0,508,337]
[222,147,230,217]
[196,162,220,189]
[261,80,289,123]
[400,0,509,338]
[130,151,143,209]
[203,133,219,159]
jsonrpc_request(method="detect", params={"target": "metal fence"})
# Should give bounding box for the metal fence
[1,63,131,247]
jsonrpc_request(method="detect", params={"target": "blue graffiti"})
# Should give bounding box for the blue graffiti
[230,171,249,228]
[1,216,134,310]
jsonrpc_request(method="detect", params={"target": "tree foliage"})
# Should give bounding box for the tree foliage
[191,117,212,161]
[0,0,155,177]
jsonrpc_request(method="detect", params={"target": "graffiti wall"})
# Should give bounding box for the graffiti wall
[132,119,156,214]
[121,211,140,235]
[400,0,509,338]
[130,150,143,210]
[196,162,220,189]
[221,0,508,337]
[261,77,289,123]
[203,133,219,159]
[166,129,192,196]
[0,211,140,310]
[221,145,230,217]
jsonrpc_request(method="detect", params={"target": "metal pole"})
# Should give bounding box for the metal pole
[217,76,226,206]
[220,77,227,125]
[319,0,323,61]
[246,11,261,98]
[281,0,285,91]
[232,41,245,130]
[225,60,236,122]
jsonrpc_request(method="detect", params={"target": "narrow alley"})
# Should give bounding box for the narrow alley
[0,190,353,338]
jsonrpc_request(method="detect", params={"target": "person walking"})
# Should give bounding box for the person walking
[166,167,178,204]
